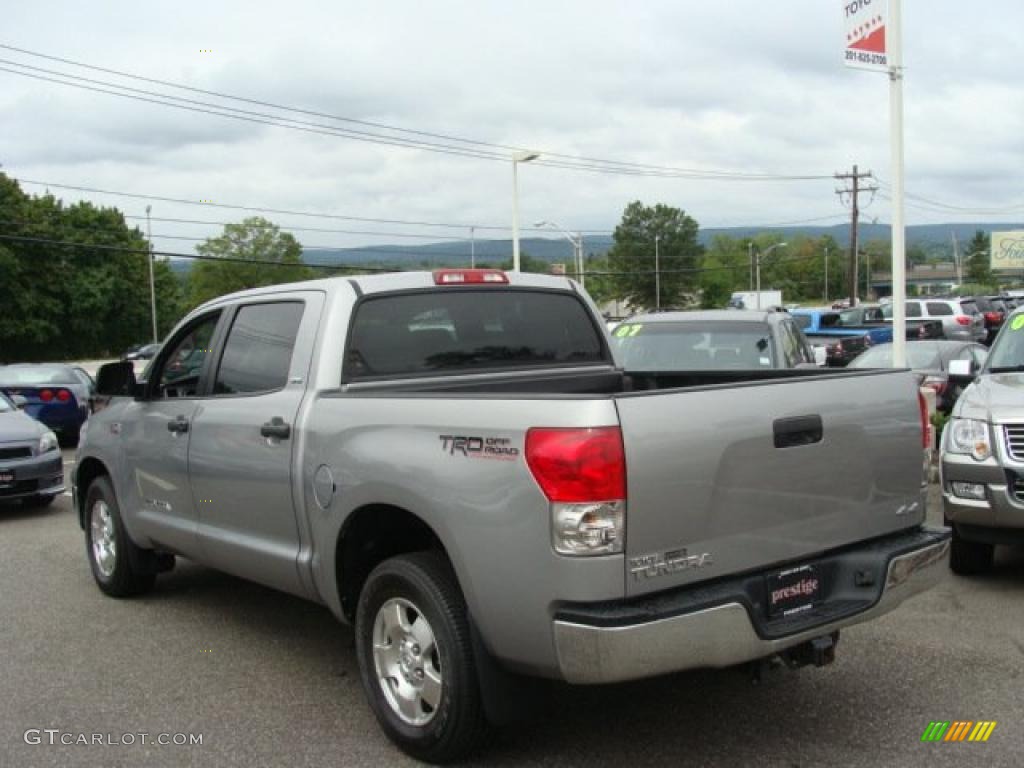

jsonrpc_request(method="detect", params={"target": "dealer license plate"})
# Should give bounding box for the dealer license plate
[766,564,821,618]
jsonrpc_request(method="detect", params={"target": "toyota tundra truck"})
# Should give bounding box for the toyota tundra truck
[75,269,949,763]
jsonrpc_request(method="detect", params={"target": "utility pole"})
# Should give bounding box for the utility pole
[470,226,476,268]
[576,233,585,288]
[146,205,158,343]
[835,164,878,307]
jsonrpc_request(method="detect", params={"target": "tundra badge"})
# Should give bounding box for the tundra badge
[629,548,714,580]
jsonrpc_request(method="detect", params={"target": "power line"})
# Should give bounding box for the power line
[0,44,833,182]
[0,234,397,271]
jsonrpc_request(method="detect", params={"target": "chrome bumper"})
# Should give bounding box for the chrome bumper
[553,533,949,684]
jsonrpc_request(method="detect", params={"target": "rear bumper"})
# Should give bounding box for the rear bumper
[552,526,949,684]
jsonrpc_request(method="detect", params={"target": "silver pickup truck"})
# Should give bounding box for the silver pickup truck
[76,269,949,763]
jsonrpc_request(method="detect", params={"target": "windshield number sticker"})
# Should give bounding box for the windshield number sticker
[615,324,643,338]
[1012,315,1024,331]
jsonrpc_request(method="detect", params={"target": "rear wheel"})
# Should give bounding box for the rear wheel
[85,476,156,597]
[949,526,994,575]
[355,551,488,763]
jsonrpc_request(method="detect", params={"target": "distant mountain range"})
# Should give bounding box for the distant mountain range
[167,221,1024,273]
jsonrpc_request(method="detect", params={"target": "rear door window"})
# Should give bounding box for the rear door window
[905,302,922,318]
[214,302,305,395]
[345,290,606,379]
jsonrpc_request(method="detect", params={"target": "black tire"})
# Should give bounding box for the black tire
[84,476,156,597]
[355,551,488,764]
[949,526,994,575]
[23,494,56,508]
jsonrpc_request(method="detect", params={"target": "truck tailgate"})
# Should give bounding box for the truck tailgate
[615,370,924,597]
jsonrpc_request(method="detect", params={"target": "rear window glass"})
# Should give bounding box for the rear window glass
[215,302,305,394]
[926,302,953,316]
[960,300,978,315]
[611,321,776,371]
[0,367,73,386]
[345,290,606,379]
[793,315,811,330]
[973,297,993,312]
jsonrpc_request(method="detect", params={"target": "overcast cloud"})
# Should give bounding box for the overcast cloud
[2,0,1022,255]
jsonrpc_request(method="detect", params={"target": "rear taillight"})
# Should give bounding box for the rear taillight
[984,311,1000,323]
[39,389,54,402]
[955,316,971,326]
[918,390,930,450]
[432,269,509,285]
[526,427,626,555]
[56,389,71,402]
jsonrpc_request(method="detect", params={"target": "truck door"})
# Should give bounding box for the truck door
[121,310,224,555]
[188,293,322,596]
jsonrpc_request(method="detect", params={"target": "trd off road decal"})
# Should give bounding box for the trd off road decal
[439,435,520,460]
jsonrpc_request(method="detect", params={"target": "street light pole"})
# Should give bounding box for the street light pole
[824,245,829,304]
[511,151,540,272]
[535,220,583,286]
[470,226,476,268]
[655,235,661,310]
[755,242,788,310]
[146,205,158,343]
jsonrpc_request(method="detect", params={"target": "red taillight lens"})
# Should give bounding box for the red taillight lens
[39,389,54,402]
[984,312,1000,323]
[525,427,626,502]
[956,316,971,326]
[432,269,509,285]
[918,390,930,449]
[56,389,72,402]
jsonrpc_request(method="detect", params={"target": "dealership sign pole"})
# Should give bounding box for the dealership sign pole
[844,0,906,366]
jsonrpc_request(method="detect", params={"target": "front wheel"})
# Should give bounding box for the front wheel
[355,552,488,763]
[949,526,994,575]
[84,476,156,597]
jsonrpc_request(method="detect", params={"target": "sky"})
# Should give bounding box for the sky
[2,0,1023,257]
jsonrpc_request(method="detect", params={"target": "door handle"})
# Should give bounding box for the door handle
[260,417,291,440]
[773,415,823,449]
[167,416,190,434]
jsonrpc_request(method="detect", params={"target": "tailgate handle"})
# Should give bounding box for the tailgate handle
[773,415,823,448]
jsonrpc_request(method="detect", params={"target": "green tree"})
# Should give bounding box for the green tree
[0,173,181,361]
[188,217,311,308]
[965,230,993,285]
[607,201,703,309]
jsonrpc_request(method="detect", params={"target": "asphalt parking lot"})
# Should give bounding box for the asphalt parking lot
[1,452,1022,767]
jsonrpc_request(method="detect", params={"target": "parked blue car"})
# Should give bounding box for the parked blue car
[790,308,894,345]
[0,364,93,446]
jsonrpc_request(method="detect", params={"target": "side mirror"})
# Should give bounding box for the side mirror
[11,394,27,410]
[947,359,974,379]
[95,361,140,397]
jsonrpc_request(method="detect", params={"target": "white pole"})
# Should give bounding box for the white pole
[577,233,585,288]
[511,160,521,272]
[824,245,829,304]
[890,0,907,367]
[146,205,158,343]
[655,235,661,309]
[756,249,762,310]
[470,226,476,268]
[748,241,754,291]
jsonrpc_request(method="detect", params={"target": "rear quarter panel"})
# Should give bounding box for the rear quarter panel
[303,393,625,676]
